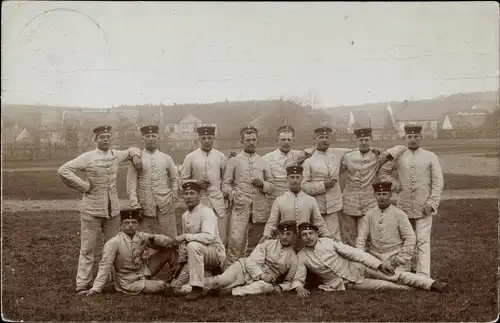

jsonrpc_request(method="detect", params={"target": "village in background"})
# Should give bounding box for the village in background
[2,90,498,163]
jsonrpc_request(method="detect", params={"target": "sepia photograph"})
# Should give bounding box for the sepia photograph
[1,1,499,322]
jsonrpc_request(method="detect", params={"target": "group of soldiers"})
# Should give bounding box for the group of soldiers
[57,121,448,301]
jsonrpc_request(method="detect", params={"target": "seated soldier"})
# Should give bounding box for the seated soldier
[202,221,299,298]
[292,222,449,297]
[261,165,332,250]
[167,181,226,301]
[77,208,177,296]
[356,182,416,271]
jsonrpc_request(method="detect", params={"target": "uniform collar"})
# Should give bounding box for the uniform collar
[144,148,158,154]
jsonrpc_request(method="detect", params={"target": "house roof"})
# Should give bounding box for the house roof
[439,106,492,130]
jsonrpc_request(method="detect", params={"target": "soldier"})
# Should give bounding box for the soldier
[261,125,312,207]
[77,209,177,296]
[222,126,274,266]
[127,125,179,238]
[291,222,448,296]
[340,127,407,246]
[168,181,226,301]
[355,182,416,272]
[179,126,230,246]
[301,126,352,241]
[57,125,143,293]
[261,165,331,246]
[378,124,444,277]
[203,221,298,297]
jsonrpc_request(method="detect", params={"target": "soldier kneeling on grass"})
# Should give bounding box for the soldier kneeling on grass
[291,222,449,297]
[77,208,178,296]
[199,220,298,298]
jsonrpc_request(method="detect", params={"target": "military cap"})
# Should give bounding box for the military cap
[372,182,392,193]
[240,126,259,136]
[277,221,297,232]
[93,125,112,136]
[120,208,142,221]
[286,165,303,175]
[140,125,159,136]
[196,126,216,136]
[297,222,318,233]
[314,126,333,136]
[277,125,295,136]
[354,127,372,138]
[404,124,423,135]
[181,181,202,192]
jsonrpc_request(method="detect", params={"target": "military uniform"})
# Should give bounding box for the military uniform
[57,125,142,291]
[301,127,351,240]
[179,126,230,246]
[378,125,444,277]
[204,222,298,296]
[340,127,407,245]
[222,127,274,266]
[292,223,437,292]
[355,182,416,271]
[127,125,179,238]
[88,209,177,295]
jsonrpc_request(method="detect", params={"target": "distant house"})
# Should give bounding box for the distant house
[164,113,217,149]
[438,105,491,138]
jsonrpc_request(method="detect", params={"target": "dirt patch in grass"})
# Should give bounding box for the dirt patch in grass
[2,199,497,322]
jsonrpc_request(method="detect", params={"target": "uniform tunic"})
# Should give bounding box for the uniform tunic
[356,205,416,267]
[222,151,274,265]
[204,239,298,296]
[90,231,174,295]
[262,190,331,239]
[261,148,307,204]
[126,149,179,237]
[292,238,434,291]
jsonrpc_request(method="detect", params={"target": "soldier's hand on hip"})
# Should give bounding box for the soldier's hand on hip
[324,179,336,189]
[296,286,310,298]
[422,204,433,215]
[273,286,283,294]
[378,262,395,276]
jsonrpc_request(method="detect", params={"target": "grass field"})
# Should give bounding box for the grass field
[2,198,497,322]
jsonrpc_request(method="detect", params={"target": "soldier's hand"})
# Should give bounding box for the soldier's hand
[228,151,237,158]
[392,181,402,193]
[296,286,310,298]
[77,289,97,296]
[131,156,142,171]
[371,148,382,156]
[273,286,283,294]
[422,204,434,215]
[260,273,274,283]
[323,179,336,189]
[175,234,186,243]
[197,180,211,189]
[378,262,395,276]
[251,178,264,188]
[390,256,405,268]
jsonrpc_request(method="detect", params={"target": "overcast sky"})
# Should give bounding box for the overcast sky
[2,1,499,109]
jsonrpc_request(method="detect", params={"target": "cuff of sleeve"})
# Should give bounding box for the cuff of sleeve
[250,270,263,281]
[90,287,101,293]
[291,281,303,290]
[128,147,142,158]
[185,234,194,242]
[82,182,90,193]
[373,260,383,270]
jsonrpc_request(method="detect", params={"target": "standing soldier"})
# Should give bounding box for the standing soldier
[301,126,352,241]
[179,126,229,246]
[57,125,143,293]
[222,126,273,267]
[340,127,407,246]
[378,124,444,277]
[261,125,312,207]
[127,125,179,238]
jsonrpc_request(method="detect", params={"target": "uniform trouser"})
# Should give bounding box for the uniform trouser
[77,212,120,289]
[409,215,433,277]
[204,261,274,296]
[139,204,177,238]
[200,196,230,247]
[345,267,435,290]
[339,212,363,246]
[174,242,221,288]
[322,211,342,241]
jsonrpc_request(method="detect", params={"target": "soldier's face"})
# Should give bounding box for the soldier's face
[374,191,392,208]
[356,136,371,153]
[278,230,295,247]
[278,131,294,153]
[406,133,421,149]
[183,189,201,208]
[287,174,302,191]
[300,229,318,247]
[96,133,112,151]
[199,135,215,151]
[121,219,139,235]
[315,134,331,151]
[143,133,159,150]
[241,133,258,153]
